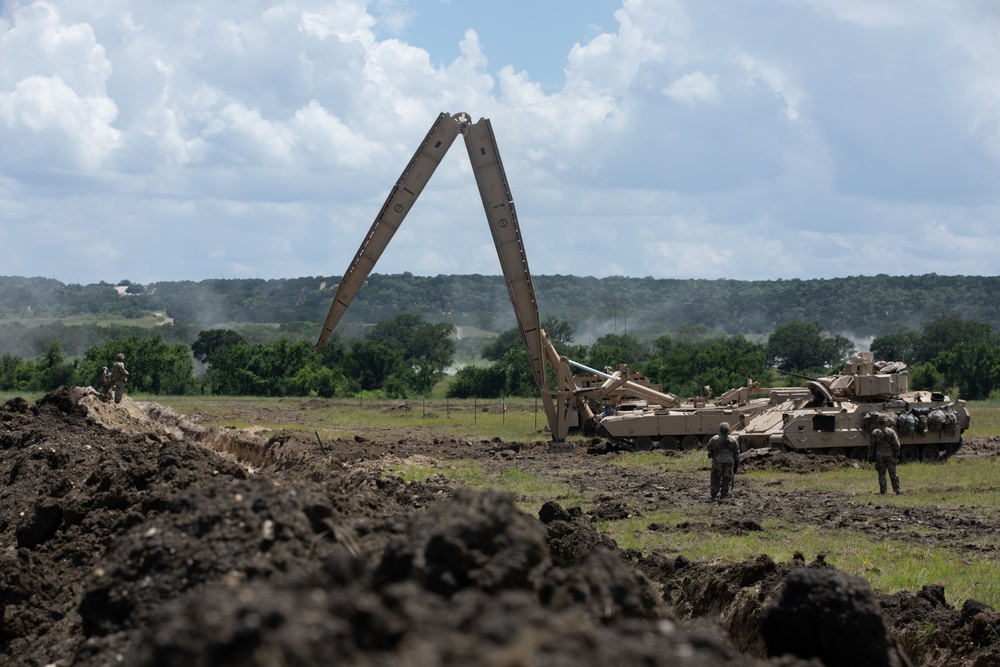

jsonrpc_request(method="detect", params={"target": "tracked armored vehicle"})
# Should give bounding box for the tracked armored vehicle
[594,380,774,450]
[736,353,970,462]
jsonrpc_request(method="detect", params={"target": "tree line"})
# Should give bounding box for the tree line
[0,313,456,400]
[2,313,997,402]
[4,273,1000,341]
[447,316,998,402]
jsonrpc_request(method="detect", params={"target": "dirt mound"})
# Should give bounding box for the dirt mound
[954,436,1000,458]
[761,568,912,666]
[739,448,861,473]
[881,585,1000,667]
[1,388,997,666]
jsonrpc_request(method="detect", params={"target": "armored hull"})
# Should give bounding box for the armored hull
[596,399,773,450]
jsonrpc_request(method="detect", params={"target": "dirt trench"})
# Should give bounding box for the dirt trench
[0,387,996,666]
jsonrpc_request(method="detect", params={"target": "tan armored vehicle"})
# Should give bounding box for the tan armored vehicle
[736,353,970,461]
[594,380,774,450]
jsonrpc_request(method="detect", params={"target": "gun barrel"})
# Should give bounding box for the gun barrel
[775,368,820,382]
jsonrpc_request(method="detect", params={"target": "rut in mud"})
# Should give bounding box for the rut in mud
[0,387,997,666]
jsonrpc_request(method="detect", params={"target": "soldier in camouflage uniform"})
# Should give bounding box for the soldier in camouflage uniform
[707,422,741,501]
[867,414,901,495]
[109,353,129,404]
[99,366,113,401]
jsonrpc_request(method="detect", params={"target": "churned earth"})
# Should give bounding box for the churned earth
[0,387,997,667]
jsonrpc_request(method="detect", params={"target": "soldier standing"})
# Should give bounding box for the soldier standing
[99,366,113,401]
[867,414,901,495]
[110,353,129,404]
[707,422,741,501]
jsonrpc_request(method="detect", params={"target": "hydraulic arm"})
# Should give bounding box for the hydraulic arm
[316,112,581,442]
[317,112,682,443]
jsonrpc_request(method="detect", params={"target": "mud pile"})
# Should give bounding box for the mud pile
[1,387,996,666]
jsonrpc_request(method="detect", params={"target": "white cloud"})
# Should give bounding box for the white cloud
[793,0,918,29]
[663,71,718,104]
[0,2,120,170]
[0,74,120,169]
[0,0,996,285]
[736,54,802,121]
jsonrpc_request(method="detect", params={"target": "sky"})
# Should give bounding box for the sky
[1,0,998,286]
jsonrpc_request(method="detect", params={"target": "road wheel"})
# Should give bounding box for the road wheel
[900,445,919,463]
[849,448,866,460]
[659,436,679,450]
[827,448,845,457]
[921,444,940,462]
[634,436,653,451]
[681,435,700,450]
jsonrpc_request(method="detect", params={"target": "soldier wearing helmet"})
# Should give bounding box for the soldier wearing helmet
[109,353,130,404]
[706,421,741,501]
[867,413,901,495]
[98,366,113,401]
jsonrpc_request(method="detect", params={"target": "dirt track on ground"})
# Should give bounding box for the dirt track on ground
[1,388,997,666]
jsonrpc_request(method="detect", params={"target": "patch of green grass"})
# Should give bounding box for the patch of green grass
[738,457,1000,512]
[388,459,489,486]
[611,450,712,473]
[0,391,44,403]
[965,400,1000,438]
[498,466,587,507]
[386,457,586,515]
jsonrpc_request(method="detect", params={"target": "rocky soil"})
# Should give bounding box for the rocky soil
[1,387,997,666]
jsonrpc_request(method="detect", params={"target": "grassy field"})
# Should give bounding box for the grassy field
[149,394,556,443]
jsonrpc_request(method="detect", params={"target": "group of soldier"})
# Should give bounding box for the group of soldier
[99,353,130,404]
[705,414,902,500]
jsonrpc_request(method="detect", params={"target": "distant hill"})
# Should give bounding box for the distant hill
[2,273,998,344]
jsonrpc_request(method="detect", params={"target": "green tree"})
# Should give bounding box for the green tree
[909,362,946,394]
[499,347,539,397]
[587,333,644,371]
[447,364,508,398]
[448,346,538,399]
[0,354,29,391]
[644,335,767,399]
[870,329,920,362]
[913,316,992,364]
[542,317,575,345]
[934,339,1000,400]
[343,340,407,394]
[80,335,196,395]
[766,321,854,373]
[312,366,345,398]
[35,342,76,391]
[191,329,247,364]
[481,328,523,362]
[365,313,455,395]
[203,339,316,397]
